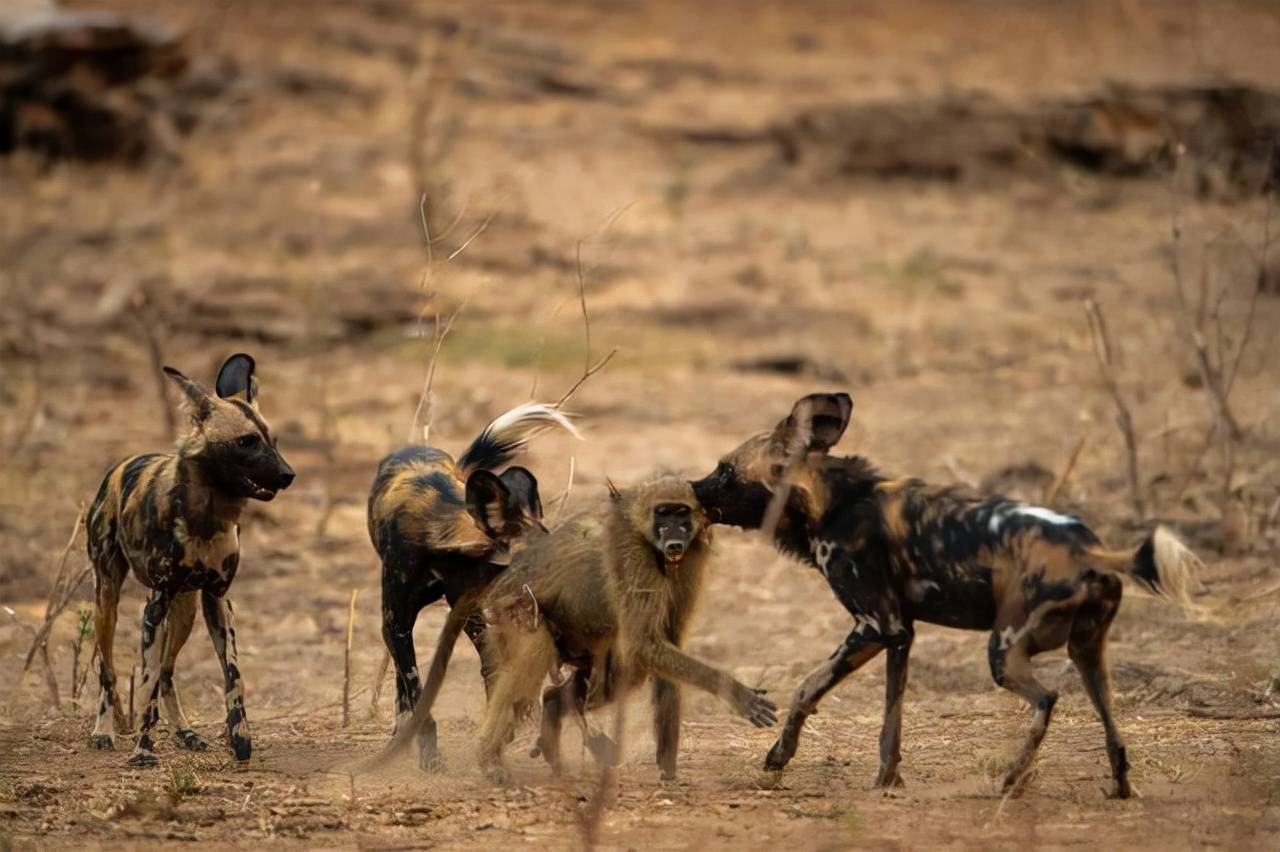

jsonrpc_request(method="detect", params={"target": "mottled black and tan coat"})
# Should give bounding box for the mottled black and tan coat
[86,354,294,767]
[691,393,1202,798]
[367,402,576,770]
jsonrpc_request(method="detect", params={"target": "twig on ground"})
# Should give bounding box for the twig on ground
[132,286,176,441]
[342,588,358,728]
[550,456,576,524]
[1084,299,1145,518]
[556,241,617,409]
[1044,434,1088,506]
[22,507,89,676]
[369,648,391,719]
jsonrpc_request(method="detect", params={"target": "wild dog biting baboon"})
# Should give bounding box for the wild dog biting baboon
[368,402,576,770]
[86,354,295,767]
[472,476,777,784]
[691,393,1203,798]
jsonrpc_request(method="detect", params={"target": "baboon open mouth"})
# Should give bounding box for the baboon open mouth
[241,475,277,501]
[664,548,685,568]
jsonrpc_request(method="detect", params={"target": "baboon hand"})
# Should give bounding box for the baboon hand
[733,686,778,728]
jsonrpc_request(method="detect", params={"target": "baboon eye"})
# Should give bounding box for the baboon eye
[236,434,261,449]
[770,463,786,478]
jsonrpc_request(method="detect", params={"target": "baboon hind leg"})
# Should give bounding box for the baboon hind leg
[159,591,207,751]
[89,552,128,750]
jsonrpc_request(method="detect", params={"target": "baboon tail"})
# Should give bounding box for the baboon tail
[457,403,580,475]
[1086,526,1202,610]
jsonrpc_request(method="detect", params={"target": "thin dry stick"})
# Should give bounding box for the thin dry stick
[128,665,137,732]
[1044,434,1088,506]
[1084,300,1145,518]
[22,508,88,675]
[1224,187,1272,397]
[550,456,576,524]
[556,241,618,409]
[133,289,177,441]
[408,295,470,444]
[342,588,359,728]
[369,648,391,718]
[1168,219,1242,440]
[3,607,61,707]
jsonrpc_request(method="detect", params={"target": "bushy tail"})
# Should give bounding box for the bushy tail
[457,403,580,475]
[1087,526,1203,610]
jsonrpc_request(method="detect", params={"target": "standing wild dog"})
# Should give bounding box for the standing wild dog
[87,354,294,767]
[470,477,777,784]
[691,393,1202,798]
[368,403,577,770]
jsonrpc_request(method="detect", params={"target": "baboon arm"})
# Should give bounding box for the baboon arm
[634,639,745,705]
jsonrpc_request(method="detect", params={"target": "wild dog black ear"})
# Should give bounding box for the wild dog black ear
[498,466,543,524]
[163,366,214,422]
[215,353,257,404]
[465,469,516,539]
[802,392,852,450]
[774,392,853,454]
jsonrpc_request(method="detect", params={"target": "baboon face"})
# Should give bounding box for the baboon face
[165,354,296,501]
[652,501,697,566]
[691,392,853,528]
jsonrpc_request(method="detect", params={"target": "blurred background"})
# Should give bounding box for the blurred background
[2,1,1278,847]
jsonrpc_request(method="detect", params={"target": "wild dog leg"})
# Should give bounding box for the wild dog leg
[1069,576,1130,798]
[127,589,174,767]
[875,638,912,787]
[160,591,206,751]
[653,677,681,781]
[765,631,883,771]
[89,557,127,750]
[202,591,251,762]
[988,637,1056,794]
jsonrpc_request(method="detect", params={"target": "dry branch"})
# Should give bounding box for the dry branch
[369,647,391,718]
[556,240,618,409]
[342,588,358,728]
[1084,300,1145,518]
[132,287,177,441]
[1044,434,1087,506]
[21,507,89,677]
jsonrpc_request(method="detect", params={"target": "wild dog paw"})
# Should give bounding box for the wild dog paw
[763,737,794,771]
[418,747,446,774]
[481,761,511,786]
[127,748,160,768]
[175,729,209,752]
[89,734,116,751]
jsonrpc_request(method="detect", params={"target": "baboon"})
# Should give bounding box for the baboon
[691,392,1202,797]
[86,353,295,766]
[474,476,778,784]
[369,402,576,769]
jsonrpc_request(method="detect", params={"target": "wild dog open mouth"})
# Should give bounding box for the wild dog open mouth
[241,475,277,500]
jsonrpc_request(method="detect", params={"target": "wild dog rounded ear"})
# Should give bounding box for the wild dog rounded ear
[498,466,543,525]
[162,366,214,421]
[215,353,257,404]
[778,392,853,453]
[465,469,516,539]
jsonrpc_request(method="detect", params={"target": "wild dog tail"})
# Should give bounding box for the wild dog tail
[457,403,580,475]
[1087,526,1203,610]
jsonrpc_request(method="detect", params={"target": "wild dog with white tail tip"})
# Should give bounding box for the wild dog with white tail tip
[86,354,295,767]
[368,402,578,771]
[691,392,1203,798]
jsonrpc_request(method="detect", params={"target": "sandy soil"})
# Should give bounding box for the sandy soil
[2,1,1279,849]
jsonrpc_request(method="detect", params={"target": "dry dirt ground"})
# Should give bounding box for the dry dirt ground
[3,1,1280,849]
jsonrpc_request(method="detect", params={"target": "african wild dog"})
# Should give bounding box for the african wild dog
[368,402,577,770]
[87,354,294,767]
[691,393,1202,798]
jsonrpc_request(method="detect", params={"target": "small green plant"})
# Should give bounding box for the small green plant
[164,764,201,805]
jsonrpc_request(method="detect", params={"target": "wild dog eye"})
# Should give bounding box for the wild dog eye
[236,434,261,449]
